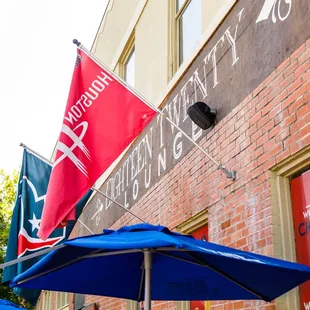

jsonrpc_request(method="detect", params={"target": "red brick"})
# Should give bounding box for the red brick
[263,157,276,171]
[251,128,263,143]
[290,43,306,60]
[275,128,290,144]
[287,77,303,93]
[276,57,290,74]
[283,60,298,78]
[248,95,259,110]
[298,47,310,64]
[264,119,275,132]
[288,96,304,114]
[290,77,310,102]
[258,86,272,102]
[276,148,291,163]
[280,73,295,90]
[236,237,247,248]
[268,143,283,158]
[295,59,310,78]
[302,68,310,83]
[257,114,269,129]
[264,137,276,152]
[256,96,269,113]
[274,109,289,125]
[263,70,278,86]
[273,88,288,105]
[257,153,269,166]
[256,132,269,147]
[296,101,310,118]
[282,91,301,109]
[267,86,281,102]
[297,124,310,140]
[268,103,282,119]
[253,83,267,98]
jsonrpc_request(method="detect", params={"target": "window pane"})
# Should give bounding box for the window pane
[57,292,69,309]
[125,48,135,87]
[176,0,186,12]
[179,0,201,65]
[44,291,51,310]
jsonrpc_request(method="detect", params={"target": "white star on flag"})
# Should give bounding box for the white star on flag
[28,213,41,232]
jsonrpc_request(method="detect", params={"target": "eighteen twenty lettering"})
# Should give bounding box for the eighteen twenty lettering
[92,8,244,221]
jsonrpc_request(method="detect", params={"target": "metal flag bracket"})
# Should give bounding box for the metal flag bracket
[72,39,237,181]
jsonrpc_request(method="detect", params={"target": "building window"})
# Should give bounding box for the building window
[43,291,52,310]
[168,0,202,78]
[124,47,135,87]
[270,145,310,309]
[176,0,202,65]
[176,209,210,310]
[127,300,139,310]
[290,168,310,309]
[56,292,69,310]
[35,296,42,310]
[120,34,135,88]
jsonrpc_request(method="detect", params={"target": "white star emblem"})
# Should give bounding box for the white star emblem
[28,213,41,232]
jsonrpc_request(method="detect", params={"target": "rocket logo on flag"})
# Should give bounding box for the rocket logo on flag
[54,122,91,177]
[2,149,92,305]
[38,48,157,240]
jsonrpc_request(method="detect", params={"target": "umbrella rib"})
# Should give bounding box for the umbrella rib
[81,248,142,259]
[16,248,104,285]
[17,248,143,285]
[157,251,270,302]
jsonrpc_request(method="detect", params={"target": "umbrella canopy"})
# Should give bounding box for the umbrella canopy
[0,299,27,309]
[10,224,310,309]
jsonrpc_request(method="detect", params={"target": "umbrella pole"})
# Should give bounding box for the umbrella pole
[144,250,152,310]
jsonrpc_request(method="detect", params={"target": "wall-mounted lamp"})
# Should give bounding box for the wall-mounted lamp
[187,101,217,130]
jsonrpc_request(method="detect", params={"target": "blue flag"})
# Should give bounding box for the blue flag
[2,149,92,305]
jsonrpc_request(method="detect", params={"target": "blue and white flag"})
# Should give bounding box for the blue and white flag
[2,149,92,305]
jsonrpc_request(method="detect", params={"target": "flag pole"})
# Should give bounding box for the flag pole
[19,143,147,224]
[73,39,236,181]
[19,143,96,235]
[0,244,66,270]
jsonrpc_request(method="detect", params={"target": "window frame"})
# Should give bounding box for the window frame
[168,0,237,83]
[56,292,69,310]
[169,0,201,78]
[176,209,210,310]
[270,145,310,309]
[127,300,139,310]
[120,33,135,87]
[176,0,197,66]
[43,291,52,310]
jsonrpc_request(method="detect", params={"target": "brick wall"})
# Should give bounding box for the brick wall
[85,38,310,310]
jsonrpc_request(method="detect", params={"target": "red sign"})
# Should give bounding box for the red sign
[190,301,207,310]
[291,169,310,309]
[190,225,209,310]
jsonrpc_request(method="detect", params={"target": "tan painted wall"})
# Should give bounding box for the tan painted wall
[135,0,169,103]
[92,0,140,67]
[202,0,227,32]
[92,0,231,101]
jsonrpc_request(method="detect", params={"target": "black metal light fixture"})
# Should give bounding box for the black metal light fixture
[187,101,217,130]
[187,101,236,180]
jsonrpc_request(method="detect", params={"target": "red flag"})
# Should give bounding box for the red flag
[38,49,156,240]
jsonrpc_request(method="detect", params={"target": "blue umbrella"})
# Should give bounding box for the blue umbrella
[0,299,27,309]
[10,224,310,310]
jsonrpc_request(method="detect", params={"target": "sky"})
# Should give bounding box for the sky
[0,0,108,173]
